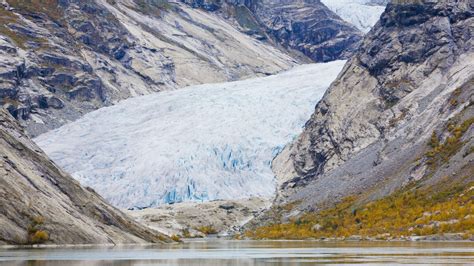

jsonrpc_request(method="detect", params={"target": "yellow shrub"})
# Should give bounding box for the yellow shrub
[30,230,49,244]
[196,226,217,235]
[170,235,181,242]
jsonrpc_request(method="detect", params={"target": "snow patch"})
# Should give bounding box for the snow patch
[35,61,346,209]
[322,0,386,33]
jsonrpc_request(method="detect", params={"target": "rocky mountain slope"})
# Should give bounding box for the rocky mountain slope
[0,0,294,137]
[271,0,473,216]
[0,108,168,245]
[0,0,363,137]
[183,0,364,62]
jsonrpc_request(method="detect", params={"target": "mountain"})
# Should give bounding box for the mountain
[251,0,473,238]
[0,0,362,137]
[183,0,364,62]
[321,0,388,33]
[34,61,346,209]
[0,108,168,245]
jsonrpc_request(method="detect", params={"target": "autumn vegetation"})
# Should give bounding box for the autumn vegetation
[196,225,218,235]
[426,116,474,169]
[27,216,49,244]
[246,116,474,240]
[245,177,474,240]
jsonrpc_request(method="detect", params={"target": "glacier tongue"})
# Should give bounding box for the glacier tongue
[34,61,346,209]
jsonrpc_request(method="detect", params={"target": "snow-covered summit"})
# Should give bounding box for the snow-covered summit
[321,0,387,33]
[35,61,346,209]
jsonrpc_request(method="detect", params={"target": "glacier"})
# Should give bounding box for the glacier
[321,0,386,33]
[34,61,346,209]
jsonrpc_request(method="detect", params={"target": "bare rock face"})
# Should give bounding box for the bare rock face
[181,0,364,62]
[273,0,474,210]
[254,0,364,62]
[0,0,297,136]
[0,108,168,245]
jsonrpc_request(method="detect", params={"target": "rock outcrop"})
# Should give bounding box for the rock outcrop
[128,198,270,237]
[0,108,168,245]
[182,0,364,62]
[0,0,297,136]
[272,0,474,211]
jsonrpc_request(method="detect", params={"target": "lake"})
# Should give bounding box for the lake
[1,240,474,265]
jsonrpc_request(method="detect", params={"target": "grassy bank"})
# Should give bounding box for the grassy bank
[245,177,474,240]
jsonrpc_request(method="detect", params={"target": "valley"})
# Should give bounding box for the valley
[0,0,473,258]
[34,61,346,209]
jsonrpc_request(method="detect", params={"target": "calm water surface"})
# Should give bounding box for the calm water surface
[1,240,473,265]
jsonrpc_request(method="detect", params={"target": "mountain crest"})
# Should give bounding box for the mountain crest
[272,0,473,210]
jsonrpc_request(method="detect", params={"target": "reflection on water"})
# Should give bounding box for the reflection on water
[1,240,474,265]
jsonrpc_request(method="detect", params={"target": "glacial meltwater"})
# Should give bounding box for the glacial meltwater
[1,240,474,265]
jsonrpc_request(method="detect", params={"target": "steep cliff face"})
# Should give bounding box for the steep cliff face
[273,0,474,210]
[0,0,296,136]
[181,0,364,62]
[0,108,168,245]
